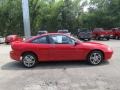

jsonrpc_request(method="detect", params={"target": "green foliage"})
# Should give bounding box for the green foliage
[85,0,120,29]
[0,0,23,36]
[0,0,120,36]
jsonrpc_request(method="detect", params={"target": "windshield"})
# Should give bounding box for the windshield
[70,35,82,43]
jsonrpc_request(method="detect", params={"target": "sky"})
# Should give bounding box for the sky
[81,0,90,12]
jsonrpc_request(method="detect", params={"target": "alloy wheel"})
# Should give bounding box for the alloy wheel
[22,54,37,68]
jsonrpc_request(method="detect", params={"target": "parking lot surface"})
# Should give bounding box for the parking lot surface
[0,40,120,90]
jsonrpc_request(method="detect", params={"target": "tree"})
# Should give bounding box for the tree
[0,0,23,36]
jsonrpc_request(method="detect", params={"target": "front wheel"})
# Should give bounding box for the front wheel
[22,53,38,68]
[87,51,103,65]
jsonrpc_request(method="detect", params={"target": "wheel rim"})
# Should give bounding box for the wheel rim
[23,55,35,67]
[90,52,102,65]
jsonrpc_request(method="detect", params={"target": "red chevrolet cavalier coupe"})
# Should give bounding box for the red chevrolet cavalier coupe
[10,33,113,68]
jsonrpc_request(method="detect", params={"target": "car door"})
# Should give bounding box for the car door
[48,34,80,61]
[31,35,52,61]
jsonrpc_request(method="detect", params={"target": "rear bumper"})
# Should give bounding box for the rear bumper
[10,51,21,61]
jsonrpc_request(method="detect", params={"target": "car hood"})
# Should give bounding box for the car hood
[82,41,108,48]
[84,42,104,45]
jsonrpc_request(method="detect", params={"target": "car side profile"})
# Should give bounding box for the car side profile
[111,28,120,39]
[92,28,110,40]
[10,33,113,68]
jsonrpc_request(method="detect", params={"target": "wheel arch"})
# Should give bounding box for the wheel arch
[87,49,105,60]
[21,51,38,60]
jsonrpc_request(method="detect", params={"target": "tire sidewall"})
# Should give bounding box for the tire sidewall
[22,53,37,68]
[88,51,103,65]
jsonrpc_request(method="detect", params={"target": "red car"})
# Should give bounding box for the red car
[10,33,113,68]
[111,28,120,39]
[92,28,111,40]
[5,35,23,44]
[106,30,114,39]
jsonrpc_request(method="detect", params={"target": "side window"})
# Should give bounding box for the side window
[49,35,62,44]
[32,36,48,44]
[49,35,75,44]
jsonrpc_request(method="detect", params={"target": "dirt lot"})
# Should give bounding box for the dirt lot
[0,40,120,90]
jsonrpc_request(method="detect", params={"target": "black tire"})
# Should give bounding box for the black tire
[87,51,103,65]
[5,42,9,44]
[115,36,118,39]
[97,37,101,40]
[83,39,87,41]
[84,38,91,41]
[88,38,91,41]
[22,53,38,68]
[106,37,110,40]
[115,36,120,40]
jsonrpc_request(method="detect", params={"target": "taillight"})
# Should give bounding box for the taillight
[11,41,21,50]
[11,42,14,50]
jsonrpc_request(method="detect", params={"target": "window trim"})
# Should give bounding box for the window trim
[31,35,49,44]
[48,34,76,45]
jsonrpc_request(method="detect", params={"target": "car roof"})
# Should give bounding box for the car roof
[25,33,70,42]
[40,33,67,36]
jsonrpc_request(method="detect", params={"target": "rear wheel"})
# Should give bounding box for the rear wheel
[22,53,38,68]
[87,51,103,65]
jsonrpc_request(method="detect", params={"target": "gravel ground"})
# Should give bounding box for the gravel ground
[0,40,120,90]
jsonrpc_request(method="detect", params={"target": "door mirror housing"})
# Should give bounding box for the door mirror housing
[74,41,79,46]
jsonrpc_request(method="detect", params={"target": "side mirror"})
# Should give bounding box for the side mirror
[74,41,79,46]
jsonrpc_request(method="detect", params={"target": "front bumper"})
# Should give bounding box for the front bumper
[10,51,21,61]
[104,51,113,60]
